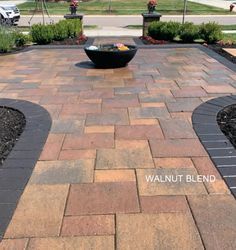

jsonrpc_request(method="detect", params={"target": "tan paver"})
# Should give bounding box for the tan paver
[159,118,197,139]
[116,213,204,250]
[154,157,194,168]
[188,195,236,250]
[150,139,207,157]
[137,168,207,195]
[5,185,69,238]
[95,169,136,182]
[0,239,28,250]
[27,236,114,250]
[222,48,236,57]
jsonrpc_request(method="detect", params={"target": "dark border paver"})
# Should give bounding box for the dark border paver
[0,99,51,239]
[192,95,236,198]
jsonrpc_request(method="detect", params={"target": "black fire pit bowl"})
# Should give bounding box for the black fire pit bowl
[84,44,138,68]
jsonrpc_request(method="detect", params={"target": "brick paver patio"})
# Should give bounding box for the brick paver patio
[0,46,236,249]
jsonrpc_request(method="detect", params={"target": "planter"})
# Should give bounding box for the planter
[84,44,138,68]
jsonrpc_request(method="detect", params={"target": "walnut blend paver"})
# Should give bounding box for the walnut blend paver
[0,47,236,249]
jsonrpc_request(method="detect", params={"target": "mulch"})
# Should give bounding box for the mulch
[217,104,236,147]
[0,107,26,165]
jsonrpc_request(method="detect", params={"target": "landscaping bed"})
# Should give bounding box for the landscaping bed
[0,107,26,165]
[0,19,85,53]
[136,21,236,64]
[208,43,236,64]
[217,104,236,149]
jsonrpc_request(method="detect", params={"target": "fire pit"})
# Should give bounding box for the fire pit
[84,44,138,68]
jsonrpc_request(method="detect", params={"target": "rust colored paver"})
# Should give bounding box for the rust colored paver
[0,47,236,249]
[115,124,164,139]
[150,139,207,157]
[61,215,115,236]
[140,195,189,213]
[39,134,65,161]
[63,133,114,150]
[65,182,140,215]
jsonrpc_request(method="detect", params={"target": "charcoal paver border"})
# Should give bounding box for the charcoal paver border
[0,99,52,239]
[192,95,236,198]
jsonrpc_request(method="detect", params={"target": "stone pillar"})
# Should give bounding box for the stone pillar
[142,13,162,37]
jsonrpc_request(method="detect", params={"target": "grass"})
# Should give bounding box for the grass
[222,33,236,43]
[18,0,231,15]
[220,25,236,30]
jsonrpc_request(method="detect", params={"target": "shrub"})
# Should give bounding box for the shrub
[199,22,223,44]
[148,21,180,41]
[148,21,165,40]
[31,24,54,44]
[14,32,30,47]
[161,21,181,41]
[66,19,82,38]
[53,20,69,41]
[179,22,200,43]
[0,26,15,53]
[30,20,82,44]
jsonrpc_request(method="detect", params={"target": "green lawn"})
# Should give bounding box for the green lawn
[18,0,231,15]
[222,33,236,43]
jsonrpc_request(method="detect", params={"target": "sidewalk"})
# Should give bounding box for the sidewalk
[19,14,236,27]
[189,0,236,11]
[84,26,142,37]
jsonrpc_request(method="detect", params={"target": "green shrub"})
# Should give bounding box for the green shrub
[31,24,54,44]
[148,21,180,41]
[179,22,200,43]
[66,19,82,38]
[30,20,82,44]
[0,26,15,53]
[53,20,68,41]
[14,32,30,47]
[199,22,223,44]
[161,21,181,41]
[148,21,165,40]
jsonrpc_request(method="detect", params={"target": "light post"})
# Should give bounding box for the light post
[182,0,187,24]
[108,0,112,13]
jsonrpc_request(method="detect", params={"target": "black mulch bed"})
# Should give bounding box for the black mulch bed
[0,107,26,165]
[217,104,236,147]
[208,44,236,64]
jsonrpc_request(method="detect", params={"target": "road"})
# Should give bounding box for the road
[19,14,236,26]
